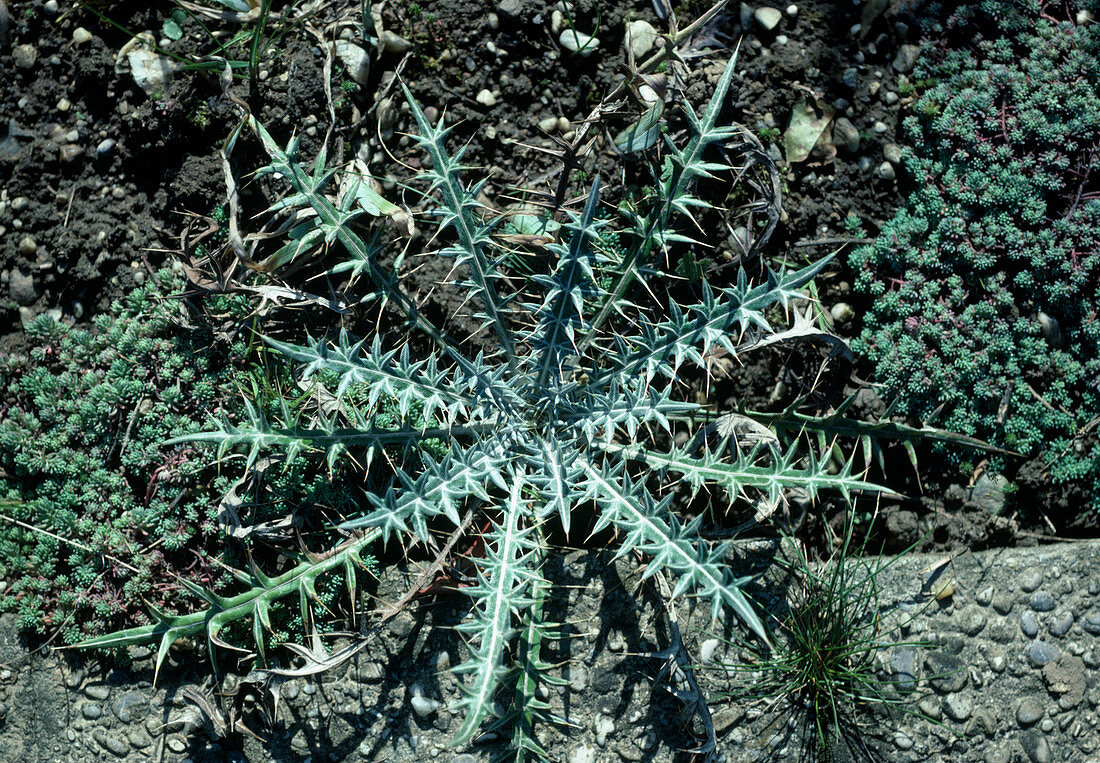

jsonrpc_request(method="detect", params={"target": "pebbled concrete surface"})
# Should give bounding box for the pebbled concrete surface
[0,540,1097,762]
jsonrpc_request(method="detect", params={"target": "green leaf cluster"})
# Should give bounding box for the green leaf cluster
[0,275,235,642]
[851,2,1100,508]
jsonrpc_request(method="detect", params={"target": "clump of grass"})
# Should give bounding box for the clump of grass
[712,518,931,756]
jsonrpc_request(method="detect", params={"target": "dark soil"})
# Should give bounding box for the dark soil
[1,0,1095,655]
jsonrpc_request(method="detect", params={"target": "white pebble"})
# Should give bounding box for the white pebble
[754,7,783,30]
[410,695,439,717]
[559,29,600,55]
[786,4,799,16]
[476,89,497,107]
[700,638,720,664]
[73,27,93,45]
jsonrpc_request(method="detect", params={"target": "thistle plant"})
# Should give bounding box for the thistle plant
[76,52,883,753]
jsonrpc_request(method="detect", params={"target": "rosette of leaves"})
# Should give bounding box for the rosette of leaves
[77,53,880,752]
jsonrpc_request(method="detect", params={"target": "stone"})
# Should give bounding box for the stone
[1016,698,1043,726]
[625,20,659,59]
[883,143,903,164]
[962,611,987,636]
[1030,591,1055,612]
[1050,610,1073,637]
[81,702,102,720]
[85,684,111,701]
[893,731,913,750]
[754,7,783,30]
[410,695,439,717]
[833,116,860,153]
[567,664,588,692]
[96,731,130,758]
[1025,639,1061,668]
[73,27,93,44]
[333,41,370,84]
[9,269,36,306]
[944,693,972,722]
[380,31,414,54]
[1020,611,1039,638]
[1083,612,1100,635]
[96,138,116,157]
[559,30,599,55]
[59,144,83,163]
[892,647,920,692]
[13,44,38,69]
[992,595,1014,615]
[786,4,798,16]
[127,34,177,96]
[927,653,967,693]
[497,0,524,15]
[166,737,187,753]
[128,728,153,749]
[476,89,497,107]
[1020,730,1052,763]
[1020,569,1043,592]
[699,638,720,665]
[976,586,994,606]
[875,161,895,180]
[872,120,889,134]
[830,302,855,324]
[594,714,614,747]
[17,236,37,256]
[111,691,149,723]
[892,44,920,73]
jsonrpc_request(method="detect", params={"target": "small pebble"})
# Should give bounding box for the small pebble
[568,664,588,692]
[700,639,720,665]
[875,161,895,180]
[1020,569,1043,592]
[60,144,83,163]
[57,98,72,112]
[754,6,783,30]
[1020,731,1052,763]
[1025,640,1061,668]
[73,27,93,44]
[1016,698,1043,726]
[1081,612,1100,635]
[13,44,38,69]
[81,702,102,720]
[476,89,497,107]
[1030,591,1055,612]
[410,695,439,718]
[786,4,798,16]
[872,120,888,134]
[944,693,972,722]
[1020,611,1039,638]
[830,302,855,323]
[96,138,116,156]
[883,143,903,164]
[976,586,994,606]
[559,30,600,55]
[1050,611,1073,637]
[893,731,914,750]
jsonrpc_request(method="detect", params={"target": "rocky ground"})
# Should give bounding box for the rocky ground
[0,540,1098,762]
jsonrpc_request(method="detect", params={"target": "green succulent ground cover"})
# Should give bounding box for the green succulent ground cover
[0,277,375,646]
[851,0,1100,507]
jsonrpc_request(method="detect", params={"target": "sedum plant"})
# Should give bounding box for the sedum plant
[77,53,881,753]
